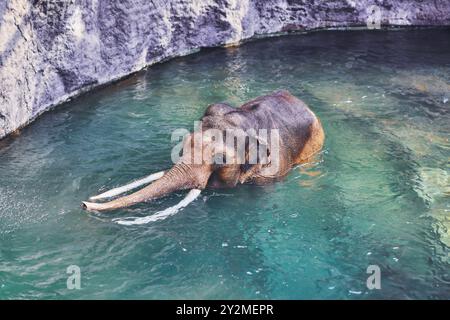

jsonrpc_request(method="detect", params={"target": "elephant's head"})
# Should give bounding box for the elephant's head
[81,126,273,212]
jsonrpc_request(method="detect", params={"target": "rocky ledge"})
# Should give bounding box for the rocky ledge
[1,0,449,138]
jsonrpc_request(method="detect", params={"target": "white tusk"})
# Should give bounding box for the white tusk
[89,171,165,201]
[113,189,201,226]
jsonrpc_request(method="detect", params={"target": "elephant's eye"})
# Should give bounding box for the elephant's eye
[257,144,271,164]
[213,153,226,165]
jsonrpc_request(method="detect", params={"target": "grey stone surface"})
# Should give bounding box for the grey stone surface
[0,0,449,138]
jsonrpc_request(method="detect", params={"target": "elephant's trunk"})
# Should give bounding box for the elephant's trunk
[82,163,211,212]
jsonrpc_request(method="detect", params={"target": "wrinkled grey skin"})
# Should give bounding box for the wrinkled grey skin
[82,90,325,211]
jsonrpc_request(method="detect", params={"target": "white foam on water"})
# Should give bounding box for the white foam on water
[113,189,202,226]
[90,171,165,201]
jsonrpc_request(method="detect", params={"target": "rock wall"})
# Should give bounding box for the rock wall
[1,0,449,138]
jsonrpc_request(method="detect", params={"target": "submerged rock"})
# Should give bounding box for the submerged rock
[391,71,450,109]
[310,78,450,248]
[414,167,450,204]
[414,168,450,248]
[1,0,450,138]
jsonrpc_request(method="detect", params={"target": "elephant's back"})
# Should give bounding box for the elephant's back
[240,90,317,128]
[203,90,324,165]
[240,90,324,165]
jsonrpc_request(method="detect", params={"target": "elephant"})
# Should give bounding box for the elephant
[82,90,324,212]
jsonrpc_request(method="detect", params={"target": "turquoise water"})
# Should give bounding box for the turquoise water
[0,29,449,299]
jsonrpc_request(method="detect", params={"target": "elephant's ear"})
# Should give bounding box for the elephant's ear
[247,130,271,165]
[238,131,272,183]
